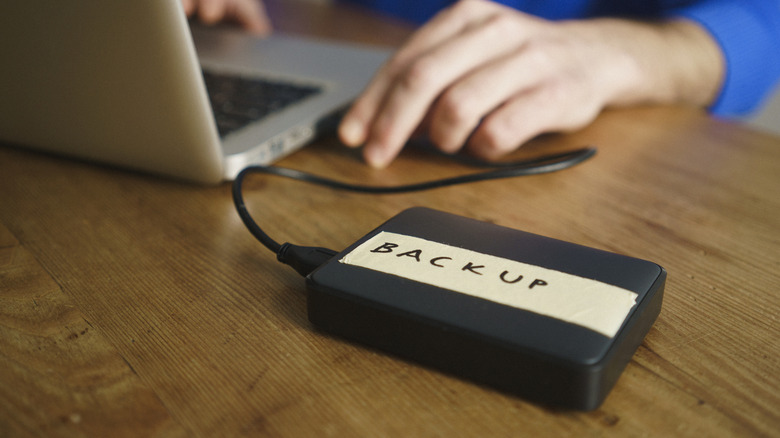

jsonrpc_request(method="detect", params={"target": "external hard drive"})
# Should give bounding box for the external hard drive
[306,207,665,410]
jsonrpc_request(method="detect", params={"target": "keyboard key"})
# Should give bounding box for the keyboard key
[202,70,322,137]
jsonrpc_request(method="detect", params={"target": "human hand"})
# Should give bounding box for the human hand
[182,0,272,35]
[338,0,722,167]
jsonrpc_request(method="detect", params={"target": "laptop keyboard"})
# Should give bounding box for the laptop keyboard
[202,70,322,138]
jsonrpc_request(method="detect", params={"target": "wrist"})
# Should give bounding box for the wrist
[564,18,724,110]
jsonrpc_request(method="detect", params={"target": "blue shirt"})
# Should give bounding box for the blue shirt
[343,0,780,116]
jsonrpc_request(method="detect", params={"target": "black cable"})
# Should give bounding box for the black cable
[232,146,596,276]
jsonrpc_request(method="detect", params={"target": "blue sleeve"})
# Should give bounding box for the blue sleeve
[662,1,780,116]
[339,0,452,24]
[341,0,780,116]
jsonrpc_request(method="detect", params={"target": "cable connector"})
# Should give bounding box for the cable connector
[277,243,338,277]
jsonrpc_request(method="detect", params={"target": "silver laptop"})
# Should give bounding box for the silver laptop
[0,1,389,184]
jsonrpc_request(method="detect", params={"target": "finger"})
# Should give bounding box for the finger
[428,44,551,153]
[197,0,225,24]
[467,89,549,161]
[338,0,500,149]
[231,0,272,35]
[182,0,196,16]
[468,81,600,160]
[358,13,534,167]
[390,0,501,72]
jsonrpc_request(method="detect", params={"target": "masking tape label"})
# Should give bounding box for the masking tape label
[339,231,637,338]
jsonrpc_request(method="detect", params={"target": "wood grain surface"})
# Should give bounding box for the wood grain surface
[1,1,778,436]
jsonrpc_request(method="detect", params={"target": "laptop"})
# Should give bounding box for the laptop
[0,1,389,184]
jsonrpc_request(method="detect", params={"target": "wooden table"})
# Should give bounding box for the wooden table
[1,1,778,436]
